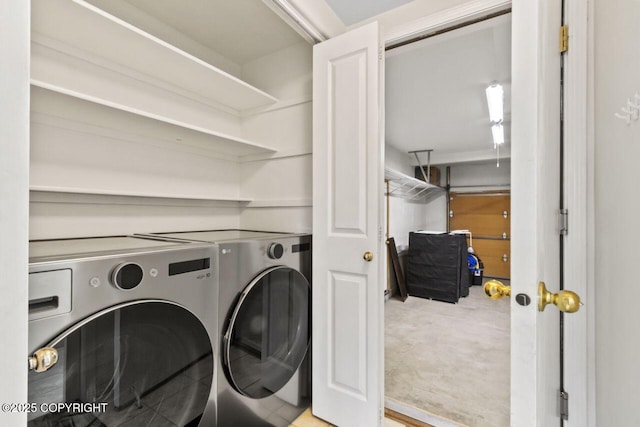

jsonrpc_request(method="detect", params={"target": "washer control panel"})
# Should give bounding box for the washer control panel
[267,242,284,260]
[111,262,144,290]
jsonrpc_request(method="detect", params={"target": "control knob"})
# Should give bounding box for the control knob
[267,243,284,260]
[112,263,143,290]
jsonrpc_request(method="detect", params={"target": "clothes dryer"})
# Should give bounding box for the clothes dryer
[27,236,218,426]
[144,230,311,427]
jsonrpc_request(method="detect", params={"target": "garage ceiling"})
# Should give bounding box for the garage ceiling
[385,14,512,160]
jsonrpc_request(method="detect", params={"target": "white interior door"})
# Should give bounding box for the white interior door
[312,21,384,427]
[309,0,583,425]
[511,0,568,425]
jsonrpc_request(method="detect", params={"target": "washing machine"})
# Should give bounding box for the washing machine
[27,235,218,426]
[142,230,311,427]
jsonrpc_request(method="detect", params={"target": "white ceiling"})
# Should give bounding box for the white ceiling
[385,14,512,160]
[324,0,413,25]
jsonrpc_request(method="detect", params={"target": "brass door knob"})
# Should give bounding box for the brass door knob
[363,251,373,262]
[538,281,581,313]
[484,279,511,300]
[28,347,58,373]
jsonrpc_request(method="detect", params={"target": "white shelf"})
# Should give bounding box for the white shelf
[384,167,445,202]
[31,0,278,113]
[31,85,278,159]
[30,186,253,205]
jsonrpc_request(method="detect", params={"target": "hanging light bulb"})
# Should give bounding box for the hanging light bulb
[486,82,505,161]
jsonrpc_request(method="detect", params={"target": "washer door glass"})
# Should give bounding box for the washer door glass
[224,266,310,399]
[27,301,213,426]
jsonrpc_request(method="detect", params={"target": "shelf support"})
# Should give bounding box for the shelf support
[409,149,433,183]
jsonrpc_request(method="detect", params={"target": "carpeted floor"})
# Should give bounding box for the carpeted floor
[384,283,510,427]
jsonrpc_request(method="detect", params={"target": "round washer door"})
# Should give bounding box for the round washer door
[27,300,213,426]
[223,266,310,399]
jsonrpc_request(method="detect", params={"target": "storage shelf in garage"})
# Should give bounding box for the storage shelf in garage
[385,167,445,202]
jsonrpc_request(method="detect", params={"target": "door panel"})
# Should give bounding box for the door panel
[511,0,562,425]
[329,271,368,395]
[471,239,510,278]
[312,22,383,427]
[451,214,510,237]
[450,193,510,214]
[450,192,511,278]
[450,193,511,237]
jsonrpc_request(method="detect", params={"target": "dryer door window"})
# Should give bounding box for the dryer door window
[223,266,310,399]
[27,300,213,426]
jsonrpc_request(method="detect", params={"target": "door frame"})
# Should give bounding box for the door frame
[0,1,30,426]
[383,0,593,425]
[562,0,595,425]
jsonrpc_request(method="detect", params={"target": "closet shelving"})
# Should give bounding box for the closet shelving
[30,86,277,159]
[30,0,281,203]
[385,167,444,202]
[32,0,278,113]
[30,186,252,205]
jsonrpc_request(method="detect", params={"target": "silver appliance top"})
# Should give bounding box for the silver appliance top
[145,229,300,243]
[29,236,191,262]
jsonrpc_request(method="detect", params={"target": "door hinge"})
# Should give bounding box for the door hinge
[560,25,569,53]
[559,209,569,236]
[559,390,569,420]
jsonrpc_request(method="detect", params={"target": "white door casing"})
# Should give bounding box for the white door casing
[562,0,593,425]
[312,22,384,427]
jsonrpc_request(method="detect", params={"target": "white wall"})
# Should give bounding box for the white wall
[29,105,244,238]
[385,145,445,249]
[240,42,313,233]
[0,0,29,423]
[594,0,640,424]
[28,26,315,240]
[447,159,510,189]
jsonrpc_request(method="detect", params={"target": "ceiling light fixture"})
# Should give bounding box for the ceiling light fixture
[485,83,504,125]
[486,82,505,167]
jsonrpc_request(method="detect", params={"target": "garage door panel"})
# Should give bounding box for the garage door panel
[449,192,510,279]
[472,239,510,279]
[450,194,510,214]
[450,214,510,237]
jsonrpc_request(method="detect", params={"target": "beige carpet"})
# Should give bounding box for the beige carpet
[385,284,510,427]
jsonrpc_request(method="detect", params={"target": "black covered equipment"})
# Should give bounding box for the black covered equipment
[406,232,470,303]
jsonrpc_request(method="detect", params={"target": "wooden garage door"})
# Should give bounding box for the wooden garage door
[450,191,510,279]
